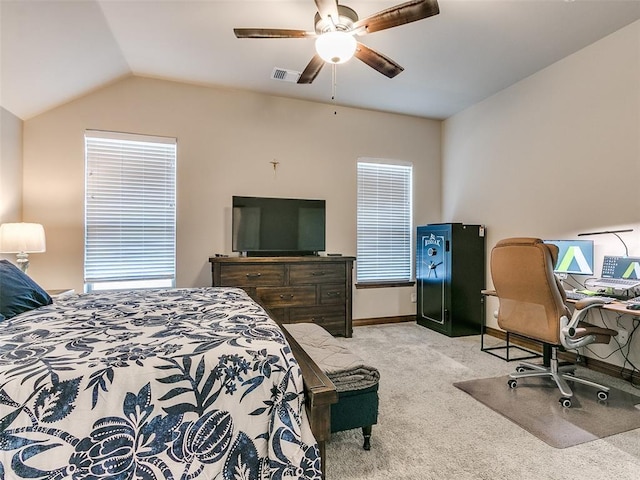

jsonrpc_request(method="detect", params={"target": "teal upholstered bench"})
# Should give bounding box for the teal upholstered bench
[283,323,380,450]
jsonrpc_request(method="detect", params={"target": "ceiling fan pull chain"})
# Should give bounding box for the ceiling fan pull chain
[332,64,337,115]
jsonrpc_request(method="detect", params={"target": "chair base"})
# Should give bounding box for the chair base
[507,347,610,405]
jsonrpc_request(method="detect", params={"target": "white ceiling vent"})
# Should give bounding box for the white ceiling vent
[271,67,301,83]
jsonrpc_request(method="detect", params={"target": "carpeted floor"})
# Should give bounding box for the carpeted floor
[324,322,640,480]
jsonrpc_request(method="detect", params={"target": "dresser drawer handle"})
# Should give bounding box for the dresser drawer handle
[245,273,262,278]
[279,294,294,299]
[311,271,326,276]
[311,317,325,322]
[325,291,341,297]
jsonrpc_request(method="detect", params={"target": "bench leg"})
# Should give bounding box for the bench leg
[362,425,372,450]
[318,440,327,479]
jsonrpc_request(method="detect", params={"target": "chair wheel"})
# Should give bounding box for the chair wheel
[507,379,518,389]
[597,390,608,401]
[559,397,572,408]
[515,366,527,373]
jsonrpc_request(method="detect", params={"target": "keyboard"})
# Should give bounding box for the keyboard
[564,291,615,303]
[565,291,588,300]
[589,277,640,289]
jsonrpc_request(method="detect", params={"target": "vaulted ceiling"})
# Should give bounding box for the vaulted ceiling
[2,0,639,121]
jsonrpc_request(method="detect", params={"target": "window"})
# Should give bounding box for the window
[356,159,413,285]
[84,130,177,292]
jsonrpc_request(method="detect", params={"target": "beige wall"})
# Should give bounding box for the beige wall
[0,107,24,263]
[1,107,23,223]
[443,20,640,366]
[22,76,442,318]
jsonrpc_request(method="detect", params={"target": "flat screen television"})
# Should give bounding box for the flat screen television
[544,239,594,275]
[232,196,326,256]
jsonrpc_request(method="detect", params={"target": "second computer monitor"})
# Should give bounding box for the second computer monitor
[601,256,640,279]
[545,239,594,276]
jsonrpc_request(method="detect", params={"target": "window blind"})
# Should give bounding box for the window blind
[357,160,413,283]
[84,131,177,290]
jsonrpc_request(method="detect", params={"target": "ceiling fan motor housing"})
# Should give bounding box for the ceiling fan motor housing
[314,5,359,34]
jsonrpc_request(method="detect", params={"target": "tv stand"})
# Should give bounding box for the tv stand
[209,255,355,337]
[243,250,319,257]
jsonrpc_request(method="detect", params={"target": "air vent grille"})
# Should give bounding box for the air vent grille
[271,68,301,83]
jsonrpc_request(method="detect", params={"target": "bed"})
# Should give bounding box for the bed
[0,281,334,479]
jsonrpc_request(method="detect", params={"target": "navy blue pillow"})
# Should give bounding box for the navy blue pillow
[0,259,52,320]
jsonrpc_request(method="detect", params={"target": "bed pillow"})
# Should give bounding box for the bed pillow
[0,259,52,320]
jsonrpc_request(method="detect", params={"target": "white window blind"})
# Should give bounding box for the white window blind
[84,130,177,291]
[357,160,413,283]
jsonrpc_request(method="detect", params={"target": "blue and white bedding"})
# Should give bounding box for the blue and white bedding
[0,287,320,479]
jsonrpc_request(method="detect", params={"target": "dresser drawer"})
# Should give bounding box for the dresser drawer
[289,305,345,323]
[289,305,346,336]
[219,264,285,286]
[255,286,316,308]
[319,284,346,305]
[289,263,345,285]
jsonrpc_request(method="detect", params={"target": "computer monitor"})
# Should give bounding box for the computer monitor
[601,256,640,279]
[544,239,594,275]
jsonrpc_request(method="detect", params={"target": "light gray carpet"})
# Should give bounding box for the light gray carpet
[324,322,640,480]
[454,375,640,448]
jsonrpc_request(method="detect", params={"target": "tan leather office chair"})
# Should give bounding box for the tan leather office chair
[490,237,617,407]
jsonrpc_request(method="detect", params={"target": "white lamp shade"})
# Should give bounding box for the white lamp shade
[315,31,357,64]
[0,223,46,253]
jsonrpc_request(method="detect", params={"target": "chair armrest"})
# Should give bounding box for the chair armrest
[560,299,615,350]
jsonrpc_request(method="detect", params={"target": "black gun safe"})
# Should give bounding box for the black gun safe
[416,223,486,337]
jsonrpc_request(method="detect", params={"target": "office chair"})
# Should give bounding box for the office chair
[490,237,617,408]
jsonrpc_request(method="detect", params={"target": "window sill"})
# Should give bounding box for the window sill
[355,281,415,289]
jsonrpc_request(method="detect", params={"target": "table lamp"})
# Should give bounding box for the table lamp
[0,222,46,273]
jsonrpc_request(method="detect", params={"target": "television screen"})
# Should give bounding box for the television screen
[544,239,594,275]
[232,196,326,255]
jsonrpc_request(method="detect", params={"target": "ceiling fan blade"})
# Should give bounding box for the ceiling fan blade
[298,55,325,84]
[353,0,440,35]
[234,28,313,39]
[354,43,404,79]
[314,0,340,24]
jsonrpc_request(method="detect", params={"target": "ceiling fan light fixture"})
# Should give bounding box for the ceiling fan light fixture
[315,31,357,64]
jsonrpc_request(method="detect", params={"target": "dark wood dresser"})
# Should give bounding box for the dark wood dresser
[209,256,355,337]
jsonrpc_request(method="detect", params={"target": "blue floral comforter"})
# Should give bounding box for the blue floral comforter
[0,287,320,479]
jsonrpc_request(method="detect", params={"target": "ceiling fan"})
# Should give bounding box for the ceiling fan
[233,0,440,84]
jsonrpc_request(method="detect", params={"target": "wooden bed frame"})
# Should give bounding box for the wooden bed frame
[281,327,338,479]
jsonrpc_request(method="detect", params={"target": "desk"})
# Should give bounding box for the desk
[600,301,640,317]
[480,289,640,363]
[483,289,640,317]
